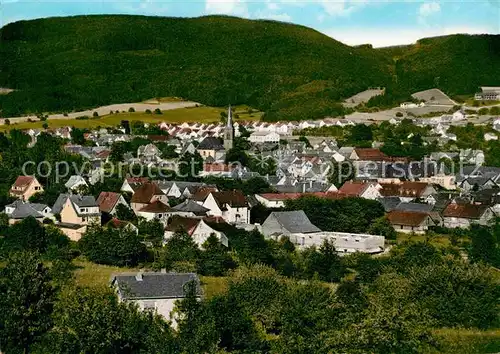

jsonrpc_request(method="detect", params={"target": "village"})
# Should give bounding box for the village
[2,93,500,325]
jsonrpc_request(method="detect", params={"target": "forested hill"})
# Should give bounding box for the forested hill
[0,15,392,120]
[384,34,500,97]
[0,16,499,121]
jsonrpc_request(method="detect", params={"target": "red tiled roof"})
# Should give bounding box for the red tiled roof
[191,187,218,202]
[387,210,430,227]
[203,163,234,173]
[442,203,489,219]
[126,177,149,184]
[354,148,388,161]
[95,150,111,159]
[12,176,35,188]
[139,200,172,213]
[379,182,431,198]
[131,182,165,204]
[165,216,201,235]
[338,181,369,197]
[107,218,134,229]
[96,192,121,213]
[211,190,248,208]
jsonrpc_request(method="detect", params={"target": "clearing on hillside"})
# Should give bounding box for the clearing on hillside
[343,88,386,107]
[411,88,456,106]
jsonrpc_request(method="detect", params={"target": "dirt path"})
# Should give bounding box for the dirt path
[2,101,200,125]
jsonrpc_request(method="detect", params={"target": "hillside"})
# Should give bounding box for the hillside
[387,34,500,97]
[0,17,499,121]
[0,15,392,121]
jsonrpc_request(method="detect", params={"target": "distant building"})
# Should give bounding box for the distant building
[474,87,500,101]
[387,210,435,234]
[249,131,280,144]
[111,272,202,327]
[9,176,43,201]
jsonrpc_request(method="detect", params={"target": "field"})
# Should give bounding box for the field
[0,105,262,132]
[73,257,228,299]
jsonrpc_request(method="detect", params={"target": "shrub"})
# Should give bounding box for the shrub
[4,119,10,125]
[145,109,152,114]
[154,108,162,115]
[93,111,99,117]
[128,107,135,113]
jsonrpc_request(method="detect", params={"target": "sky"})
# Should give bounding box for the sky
[1,0,499,47]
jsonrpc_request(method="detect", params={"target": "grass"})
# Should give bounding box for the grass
[72,257,228,299]
[427,328,500,354]
[395,233,452,248]
[1,105,262,132]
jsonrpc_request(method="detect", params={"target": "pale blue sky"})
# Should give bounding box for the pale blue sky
[1,0,499,47]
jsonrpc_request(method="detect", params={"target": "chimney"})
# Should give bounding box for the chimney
[135,272,143,281]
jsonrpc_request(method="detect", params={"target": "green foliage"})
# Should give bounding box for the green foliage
[285,196,385,233]
[328,160,354,188]
[79,225,147,266]
[178,152,203,180]
[49,286,178,353]
[0,251,55,353]
[468,224,500,267]
[164,231,200,266]
[0,15,392,120]
[368,216,397,240]
[197,234,236,276]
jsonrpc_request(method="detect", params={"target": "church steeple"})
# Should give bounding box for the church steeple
[224,105,234,150]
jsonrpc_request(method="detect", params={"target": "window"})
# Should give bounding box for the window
[143,301,156,313]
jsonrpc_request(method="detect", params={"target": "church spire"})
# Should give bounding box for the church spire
[224,105,234,151]
[226,105,233,128]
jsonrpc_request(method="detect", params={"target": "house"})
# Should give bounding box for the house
[249,131,280,144]
[338,181,382,200]
[65,175,88,191]
[350,148,389,162]
[137,143,161,160]
[171,199,210,217]
[460,149,485,166]
[9,176,43,201]
[136,200,173,221]
[52,194,100,241]
[130,182,169,213]
[202,191,250,224]
[261,210,321,238]
[106,218,139,235]
[111,272,202,327]
[387,210,435,234]
[96,192,129,215]
[379,182,437,203]
[442,203,495,228]
[200,163,235,177]
[4,200,53,224]
[484,133,498,141]
[121,177,149,193]
[197,137,225,159]
[164,215,228,247]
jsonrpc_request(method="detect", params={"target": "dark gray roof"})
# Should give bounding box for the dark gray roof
[269,211,321,234]
[197,137,224,150]
[395,202,434,213]
[112,272,202,300]
[376,197,402,212]
[52,194,70,214]
[172,199,210,214]
[69,195,98,208]
[7,202,49,219]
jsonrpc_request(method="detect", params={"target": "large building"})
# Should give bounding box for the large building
[475,87,500,101]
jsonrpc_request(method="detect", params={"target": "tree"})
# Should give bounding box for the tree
[4,119,10,125]
[154,108,162,115]
[368,216,397,240]
[115,203,136,222]
[0,252,55,353]
[79,225,147,266]
[303,239,346,282]
[138,218,165,246]
[3,216,48,253]
[469,225,499,267]
[164,231,200,266]
[128,107,135,112]
[92,111,99,117]
[197,234,236,276]
[395,111,403,117]
[50,286,178,353]
[348,124,373,145]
